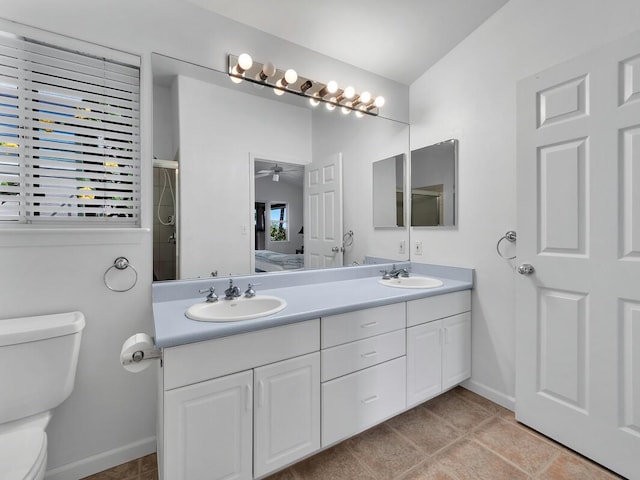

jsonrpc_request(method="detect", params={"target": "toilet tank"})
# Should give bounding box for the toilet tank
[0,311,85,424]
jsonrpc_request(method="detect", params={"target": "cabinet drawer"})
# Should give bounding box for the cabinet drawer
[406,290,470,327]
[321,329,405,382]
[164,320,319,390]
[321,303,405,348]
[322,357,406,447]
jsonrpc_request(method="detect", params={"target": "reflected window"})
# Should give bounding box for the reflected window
[269,203,288,241]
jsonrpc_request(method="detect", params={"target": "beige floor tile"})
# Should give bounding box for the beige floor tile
[265,467,299,480]
[472,417,559,475]
[434,438,529,480]
[291,442,375,480]
[452,387,512,417]
[386,406,461,455]
[346,423,426,480]
[398,460,461,480]
[140,453,158,473]
[422,391,493,433]
[538,452,624,480]
[81,459,139,480]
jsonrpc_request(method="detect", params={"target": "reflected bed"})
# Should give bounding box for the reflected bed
[255,250,304,272]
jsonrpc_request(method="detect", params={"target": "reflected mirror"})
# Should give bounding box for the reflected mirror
[373,154,405,228]
[410,139,458,227]
[152,53,410,279]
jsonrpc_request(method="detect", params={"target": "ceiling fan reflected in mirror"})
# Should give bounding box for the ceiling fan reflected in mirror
[255,163,299,182]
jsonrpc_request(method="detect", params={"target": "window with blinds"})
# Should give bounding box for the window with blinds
[0,32,140,225]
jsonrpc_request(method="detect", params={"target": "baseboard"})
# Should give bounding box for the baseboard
[461,378,516,411]
[45,436,156,480]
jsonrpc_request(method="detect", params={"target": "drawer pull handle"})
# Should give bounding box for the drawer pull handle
[361,351,378,358]
[360,321,378,328]
[362,395,379,404]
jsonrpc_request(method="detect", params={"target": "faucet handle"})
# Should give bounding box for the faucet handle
[245,283,257,298]
[380,269,391,280]
[198,286,218,302]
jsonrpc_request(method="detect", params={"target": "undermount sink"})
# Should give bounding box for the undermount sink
[186,295,287,322]
[379,276,444,289]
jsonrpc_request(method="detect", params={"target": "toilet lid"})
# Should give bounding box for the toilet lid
[0,428,47,480]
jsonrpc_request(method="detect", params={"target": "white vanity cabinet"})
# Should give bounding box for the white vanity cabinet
[160,320,320,480]
[320,303,407,446]
[157,287,473,479]
[406,291,471,407]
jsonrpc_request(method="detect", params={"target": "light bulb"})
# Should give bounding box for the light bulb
[272,173,279,182]
[355,110,364,118]
[274,79,285,96]
[343,86,355,99]
[309,94,320,107]
[230,65,243,84]
[284,69,298,85]
[341,103,351,115]
[326,98,336,111]
[319,80,339,97]
[374,96,385,108]
[360,91,371,104]
[237,53,253,72]
[257,61,276,81]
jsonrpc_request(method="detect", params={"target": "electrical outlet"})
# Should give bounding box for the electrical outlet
[414,241,423,255]
[398,240,406,255]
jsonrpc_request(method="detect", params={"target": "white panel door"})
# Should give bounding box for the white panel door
[304,153,343,268]
[516,29,640,480]
[406,321,442,407]
[253,352,320,478]
[164,370,253,480]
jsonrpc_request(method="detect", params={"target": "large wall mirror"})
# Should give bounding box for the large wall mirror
[151,53,410,280]
[410,139,458,227]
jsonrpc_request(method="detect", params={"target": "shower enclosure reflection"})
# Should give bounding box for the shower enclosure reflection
[153,159,178,280]
[410,139,458,227]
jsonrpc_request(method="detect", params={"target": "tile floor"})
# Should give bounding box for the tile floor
[82,387,623,480]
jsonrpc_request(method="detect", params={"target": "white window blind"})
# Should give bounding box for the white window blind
[0,32,140,225]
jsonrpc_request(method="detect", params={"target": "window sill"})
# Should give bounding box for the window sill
[0,227,150,247]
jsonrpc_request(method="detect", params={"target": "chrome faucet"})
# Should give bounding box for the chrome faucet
[224,279,241,300]
[198,286,218,303]
[388,264,410,278]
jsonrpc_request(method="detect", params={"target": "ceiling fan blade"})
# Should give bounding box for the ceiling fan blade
[255,172,271,178]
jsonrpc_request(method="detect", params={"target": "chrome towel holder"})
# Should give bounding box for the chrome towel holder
[496,231,517,260]
[104,257,138,292]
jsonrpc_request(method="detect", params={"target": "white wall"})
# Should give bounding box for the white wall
[0,1,407,478]
[409,0,640,407]
[177,76,311,277]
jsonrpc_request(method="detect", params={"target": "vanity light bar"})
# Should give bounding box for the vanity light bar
[228,54,384,117]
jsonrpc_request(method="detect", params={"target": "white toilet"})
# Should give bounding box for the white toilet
[0,311,85,480]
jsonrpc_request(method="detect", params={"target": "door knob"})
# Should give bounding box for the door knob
[517,263,535,275]
[331,246,340,253]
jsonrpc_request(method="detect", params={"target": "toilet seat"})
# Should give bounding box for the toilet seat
[0,428,47,480]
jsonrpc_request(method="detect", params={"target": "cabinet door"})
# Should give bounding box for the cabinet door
[254,352,320,478]
[406,320,442,407]
[442,312,471,390]
[164,370,253,480]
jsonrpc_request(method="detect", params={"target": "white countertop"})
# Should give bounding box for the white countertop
[152,262,473,348]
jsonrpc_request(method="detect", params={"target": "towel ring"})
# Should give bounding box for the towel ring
[104,257,138,292]
[341,230,354,251]
[496,231,517,260]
